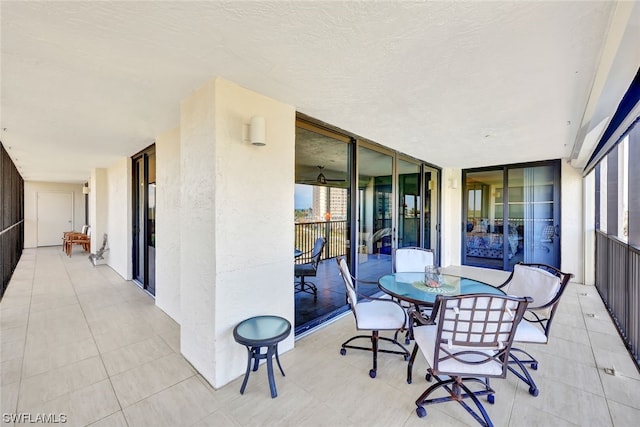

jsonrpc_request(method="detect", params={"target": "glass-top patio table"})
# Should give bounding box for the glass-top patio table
[378,272,504,307]
[378,271,506,383]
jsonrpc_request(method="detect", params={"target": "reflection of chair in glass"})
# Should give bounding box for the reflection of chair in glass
[294,237,326,300]
[408,293,530,425]
[336,257,409,378]
[497,263,573,396]
[536,225,556,253]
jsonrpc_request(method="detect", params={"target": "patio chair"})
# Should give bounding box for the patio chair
[294,237,326,300]
[394,247,434,272]
[336,257,410,378]
[393,246,436,343]
[497,262,573,396]
[408,293,531,426]
[66,226,91,257]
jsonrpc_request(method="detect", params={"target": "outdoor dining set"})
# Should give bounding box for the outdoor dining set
[337,246,573,426]
[234,242,572,427]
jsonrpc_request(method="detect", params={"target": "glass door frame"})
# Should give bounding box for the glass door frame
[132,144,156,295]
[397,155,422,249]
[353,140,397,282]
[462,159,561,271]
[353,141,442,279]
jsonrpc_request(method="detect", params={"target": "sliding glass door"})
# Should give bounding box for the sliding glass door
[463,160,561,270]
[397,159,421,248]
[506,164,560,270]
[356,144,394,282]
[132,145,156,295]
[293,117,442,336]
[423,165,441,264]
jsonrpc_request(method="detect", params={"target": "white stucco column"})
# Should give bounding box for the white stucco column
[583,170,595,285]
[441,168,462,267]
[156,127,182,323]
[561,162,584,283]
[179,78,295,388]
[89,168,108,261]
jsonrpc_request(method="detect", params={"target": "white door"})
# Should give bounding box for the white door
[37,192,73,246]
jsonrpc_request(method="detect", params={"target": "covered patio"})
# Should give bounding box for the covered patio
[2,247,639,426]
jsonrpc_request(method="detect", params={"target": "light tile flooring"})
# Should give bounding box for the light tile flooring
[2,247,639,426]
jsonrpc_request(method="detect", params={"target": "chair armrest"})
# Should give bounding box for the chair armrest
[409,305,435,326]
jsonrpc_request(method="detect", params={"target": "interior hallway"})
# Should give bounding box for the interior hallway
[1,247,639,426]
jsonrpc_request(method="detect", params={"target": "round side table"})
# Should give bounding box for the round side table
[233,315,291,398]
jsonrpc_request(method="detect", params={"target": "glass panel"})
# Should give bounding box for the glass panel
[600,158,608,233]
[464,170,504,269]
[294,123,350,334]
[134,158,145,284]
[148,151,156,249]
[146,151,156,295]
[508,165,557,269]
[607,146,619,235]
[629,128,640,246]
[357,146,393,282]
[397,160,420,248]
[619,136,628,242]
[423,166,440,262]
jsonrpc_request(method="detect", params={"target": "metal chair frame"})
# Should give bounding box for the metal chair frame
[336,257,409,378]
[408,293,531,427]
[497,262,573,397]
[294,237,326,300]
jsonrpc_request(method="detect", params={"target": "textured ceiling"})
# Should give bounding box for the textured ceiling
[1,1,637,183]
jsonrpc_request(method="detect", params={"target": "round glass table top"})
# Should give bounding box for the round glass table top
[233,315,291,346]
[378,272,504,306]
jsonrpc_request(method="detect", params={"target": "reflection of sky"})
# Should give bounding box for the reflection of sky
[295,184,313,209]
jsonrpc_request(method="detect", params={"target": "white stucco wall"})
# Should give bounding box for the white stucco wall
[90,168,109,266]
[23,181,85,248]
[180,77,295,389]
[583,171,595,286]
[156,127,181,323]
[440,168,462,267]
[105,158,132,280]
[561,161,584,283]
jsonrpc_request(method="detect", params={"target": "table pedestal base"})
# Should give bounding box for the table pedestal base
[240,344,285,398]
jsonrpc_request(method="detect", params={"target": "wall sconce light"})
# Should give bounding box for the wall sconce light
[449,178,459,189]
[82,186,90,195]
[243,116,266,146]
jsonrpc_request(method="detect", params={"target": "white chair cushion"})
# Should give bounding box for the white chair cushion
[354,300,405,330]
[504,264,561,309]
[395,248,434,272]
[514,320,548,344]
[414,325,504,377]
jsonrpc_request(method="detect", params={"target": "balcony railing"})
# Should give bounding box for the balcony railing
[295,220,347,261]
[595,230,640,369]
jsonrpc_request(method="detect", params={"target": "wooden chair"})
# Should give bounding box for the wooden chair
[66,226,91,257]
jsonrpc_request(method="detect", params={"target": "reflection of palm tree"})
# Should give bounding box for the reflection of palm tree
[370,228,392,256]
[371,228,391,243]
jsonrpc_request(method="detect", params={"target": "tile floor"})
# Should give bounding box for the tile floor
[1,247,639,426]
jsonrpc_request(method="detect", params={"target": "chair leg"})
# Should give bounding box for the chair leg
[340,331,409,378]
[406,343,420,384]
[370,331,379,378]
[294,276,318,300]
[415,371,495,426]
[508,348,540,396]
